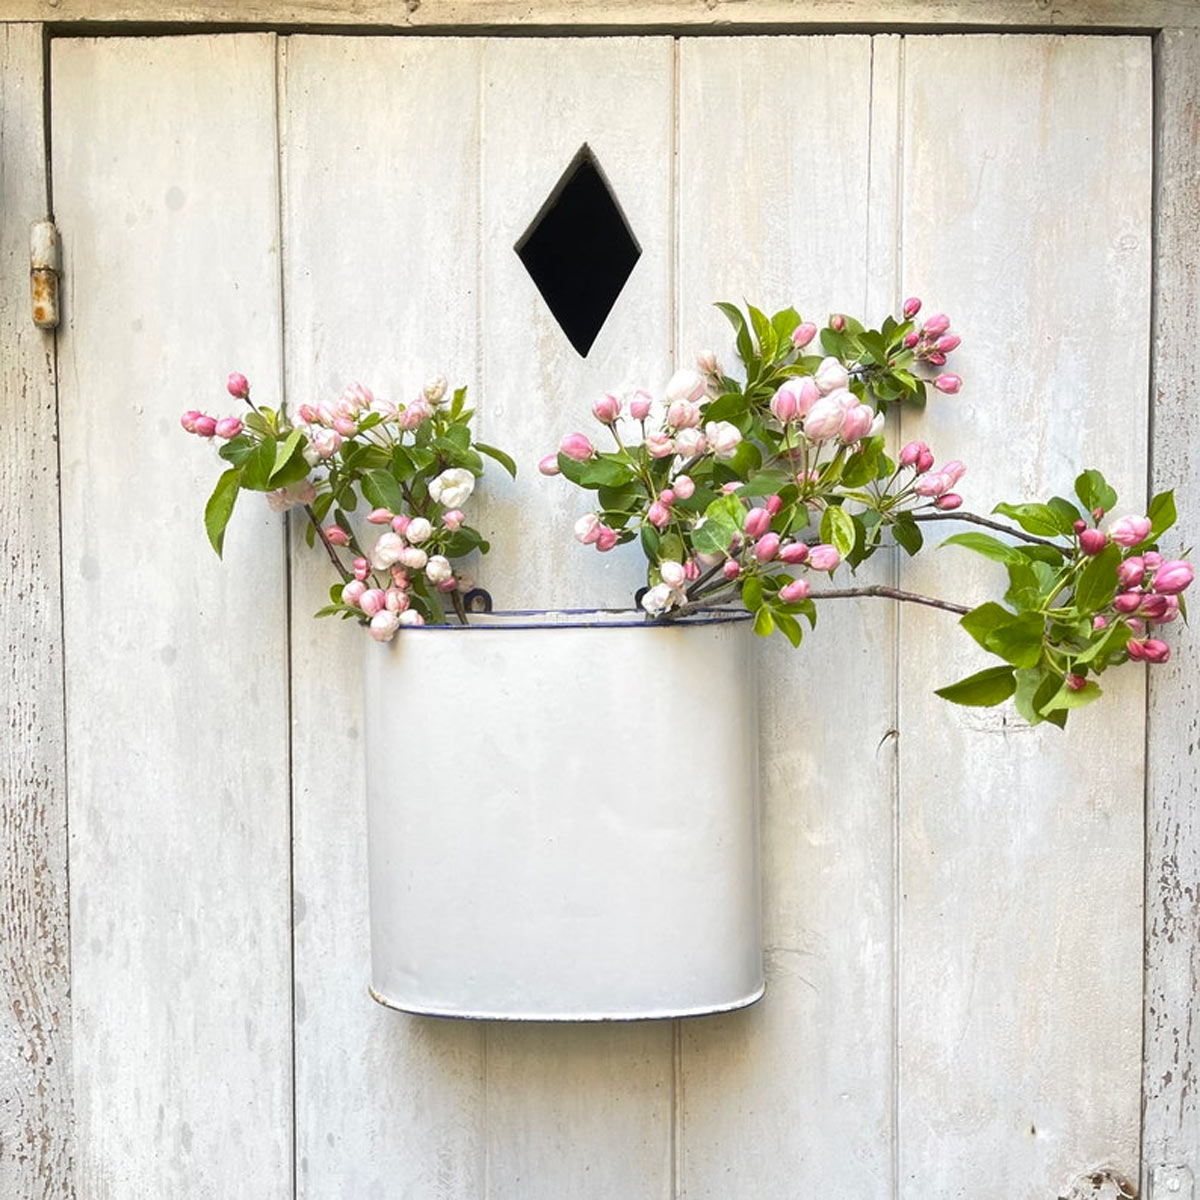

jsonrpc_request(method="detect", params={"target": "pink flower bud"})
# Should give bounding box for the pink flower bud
[941,460,966,486]
[935,334,961,354]
[359,588,386,618]
[926,351,947,367]
[839,403,874,443]
[766,494,784,517]
[830,313,846,332]
[592,393,621,424]
[697,350,720,375]
[1126,638,1147,661]
[353,556,369,573]
[1109,515,1152,547]
[647,501,671,529]
[795,378,821,416]
[297,403,319,424]
[193,415,217,437]
[1153,560,1194,594]
[665,369,707,405]
[442,509,465,531]
[723,560,741,581]
[1072,519,1088,535]
[916,447,935,474]
[398,547,427,571]
[780,542,809,565]
[180,410,203,433]
[367,507,393,524]
[595,526,618,553]
[385,588,409,613]
[333,416,358,437]
[903,332,920,349]
[560,433,595,461]
[744,508,771,539]
[667,399,702,429]
[814,357,850,395]
[226,372,250,399]
[780,578,811,603]
[660,560,687,589]
[341,580,367,608]
[923,313,951,337]
[804,394,848,442]
[903,297,922,319]
[658,488,676,506]
[1143,551,1164,569]
[934,493,963,511]
[808,544,840,572]
[1144,638,1171,664]
[1117,558,1145,589]
[629,390,653,421]
[574,514,602,545]
[674,427,707,458]
[368,609,401,643]
[1066,673,1087,692]
[646,432,675,459]
[1079,528,1108,556]
[673,475,695,500]
[1127,618,1146,635]
[792,322,818,348]
[1113,592,1142,614]
[754,533,781,563]
[1139,593,1170,620]
[390,567,410,589]
[391,514,410,536]
[915,473,950,498]
[1093,615,1108,630]
[323,525,349,547]
[769,384,799,424]
[899,441,926,469]
[538,454,562,476]
[933,373,962,395]
[684,558,700,581]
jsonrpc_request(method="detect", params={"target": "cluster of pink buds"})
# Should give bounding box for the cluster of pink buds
[574,513,619,553]
[1099,537,1194,663]
[770,359,881,445]
[181,372,252,439]
[900,300,961,393]
[899,441,965,510]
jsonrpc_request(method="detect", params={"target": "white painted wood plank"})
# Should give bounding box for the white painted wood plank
[0,23,74,1200]
[675,34,897,1198]
[52,35,292,1197]
[478,35,676,1200]
[1143,26,1200,1194]
[5,0,1200,31]
[895,35,1152,1196]
[280,35,488,1198]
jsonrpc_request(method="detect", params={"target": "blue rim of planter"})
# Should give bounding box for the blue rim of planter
[399,607,754,632]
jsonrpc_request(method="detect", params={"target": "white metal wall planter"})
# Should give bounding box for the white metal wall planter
[363,609,763,1020]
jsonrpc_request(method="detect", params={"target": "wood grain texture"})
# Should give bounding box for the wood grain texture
[1143,26,1200,1193]
[4,0,1200,29]
[894,34,1152,1196]
[477,36,676,1200]
[280,36,488,1199]
[0,22,74,1200]
[674,34,898,1197]
[52,35,292,1197]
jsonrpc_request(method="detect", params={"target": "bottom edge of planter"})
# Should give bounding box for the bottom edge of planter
[367,982,767,1022]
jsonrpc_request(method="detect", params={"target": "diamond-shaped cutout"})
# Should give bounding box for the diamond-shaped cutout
[515,146,641,357]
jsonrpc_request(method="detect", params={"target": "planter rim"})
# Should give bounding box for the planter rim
[399,607,753,632]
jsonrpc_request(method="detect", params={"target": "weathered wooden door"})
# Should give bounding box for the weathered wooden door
[51,31,1151,1197]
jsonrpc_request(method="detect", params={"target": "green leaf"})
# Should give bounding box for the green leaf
[269,429,311,487]
[742,576,764,612]
[822,506,857,558]
[475,441,518,479]
[640,524,660,559]
[1075,468,1118,516]
[992,501,1071,538]
[239,438,278,492]
[747,304,777,359]
[1042,678,1103,713]
[891,513,923,556]
[1073,543,1121,612]
[1148,489,1177,541]
[1074,618,1131,666]
[770,307,801,346]
[204,468,241,557]
[753,605,775,637]
[739,469,792,498]
[556,452,636,490]
[959,603,1017,651]
[702,391,750,424]
[983,611,1046,668]
[715,301,755,365]
[773,609,803,648]
[361,469,405,513]
[217,434,258,468]
[1014,666,1062,726]
[934,665,1017,707]
[941,531,1026,566]
[448,386,468,419]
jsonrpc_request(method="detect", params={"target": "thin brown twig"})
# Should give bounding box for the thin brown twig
[910,509,1062,549]
[302,503,353,584]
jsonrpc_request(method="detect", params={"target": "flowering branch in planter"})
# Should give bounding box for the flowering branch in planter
[545,300,1193,727]
[182,374,516,640]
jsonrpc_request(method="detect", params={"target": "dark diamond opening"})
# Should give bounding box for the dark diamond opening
[515,145,641,357]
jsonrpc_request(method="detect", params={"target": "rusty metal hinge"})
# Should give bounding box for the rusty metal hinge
[31,219,60,329]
